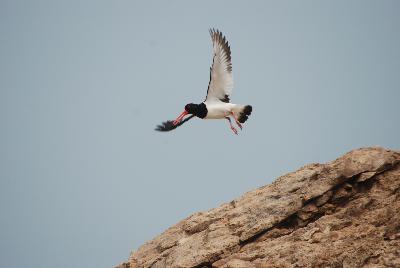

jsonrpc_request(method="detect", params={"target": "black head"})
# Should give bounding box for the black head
[184,103,198,114]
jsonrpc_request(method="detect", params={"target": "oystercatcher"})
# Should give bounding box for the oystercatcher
[155,29,252,135]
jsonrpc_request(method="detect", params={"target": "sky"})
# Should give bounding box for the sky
[0,1,399,267]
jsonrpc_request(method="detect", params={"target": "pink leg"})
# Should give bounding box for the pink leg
[231,112,242,130]
[226,117,238,135]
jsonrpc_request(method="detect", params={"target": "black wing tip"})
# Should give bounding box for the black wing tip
[208,28,232,72]
[155,120,177,132]
[155,115,195,132]
[209,28,224,41]
[209,28,218,35]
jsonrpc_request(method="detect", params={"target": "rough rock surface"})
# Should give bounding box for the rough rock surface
[116,147,400,268]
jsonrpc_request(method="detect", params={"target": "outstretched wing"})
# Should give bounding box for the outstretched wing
[205,29,233,103]
[155,115,195,132]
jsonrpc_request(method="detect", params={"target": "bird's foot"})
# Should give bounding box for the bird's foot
[230,112,242,130]
[230,126,238,135]
[236,121,243,130]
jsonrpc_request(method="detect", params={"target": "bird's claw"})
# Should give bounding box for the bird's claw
[231,126,238,135]
[236,121,243,130]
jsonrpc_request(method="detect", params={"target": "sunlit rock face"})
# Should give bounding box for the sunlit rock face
[116,147,400,268]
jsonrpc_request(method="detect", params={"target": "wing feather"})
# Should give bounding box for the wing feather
[205,29,233,103]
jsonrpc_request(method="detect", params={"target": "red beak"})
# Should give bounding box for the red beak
[173,111,188,126]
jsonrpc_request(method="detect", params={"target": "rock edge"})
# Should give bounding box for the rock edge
[116,147,400,268]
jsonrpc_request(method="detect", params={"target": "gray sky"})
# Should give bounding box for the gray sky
[1,1,399,267]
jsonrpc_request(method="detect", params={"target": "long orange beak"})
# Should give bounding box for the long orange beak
[173,111,188,126]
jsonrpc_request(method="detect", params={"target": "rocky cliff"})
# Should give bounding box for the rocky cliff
[116,147,400,268]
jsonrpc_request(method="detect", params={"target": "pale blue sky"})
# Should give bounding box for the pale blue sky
[1,1,399,267]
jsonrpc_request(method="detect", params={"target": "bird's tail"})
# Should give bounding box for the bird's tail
[233,105,252,123]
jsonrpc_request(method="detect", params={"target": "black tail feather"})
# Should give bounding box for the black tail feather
[238,105,252,123]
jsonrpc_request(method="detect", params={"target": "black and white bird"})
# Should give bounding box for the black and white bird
[155,29,252,135]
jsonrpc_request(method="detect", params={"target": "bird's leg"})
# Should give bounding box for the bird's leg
[226,117,238,135]
[230,112,242,130]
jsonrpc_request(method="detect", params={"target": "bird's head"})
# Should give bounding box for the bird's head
[173,103,199,126]
[184,103,198,114]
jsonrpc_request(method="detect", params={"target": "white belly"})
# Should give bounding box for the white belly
[204,102,234,119]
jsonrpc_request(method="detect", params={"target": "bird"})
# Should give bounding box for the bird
[155,29,252,135]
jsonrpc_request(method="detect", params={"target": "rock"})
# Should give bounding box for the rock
[115,147,400,268]
[357,171,377,182]
[213,259,255,268]
[315,190,333,206]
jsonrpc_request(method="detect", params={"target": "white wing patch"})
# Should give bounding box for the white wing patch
[205,29,234,103]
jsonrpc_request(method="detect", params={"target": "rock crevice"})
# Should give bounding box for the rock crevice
[117,147,400,268]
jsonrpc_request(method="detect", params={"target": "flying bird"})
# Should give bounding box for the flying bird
[155,29,252,135]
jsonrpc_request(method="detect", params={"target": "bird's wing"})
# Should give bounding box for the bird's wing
[155,115,195,132]
[205,29,233,103]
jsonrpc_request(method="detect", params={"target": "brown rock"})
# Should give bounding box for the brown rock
[116,147,400,268]
[315,190,333,206]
